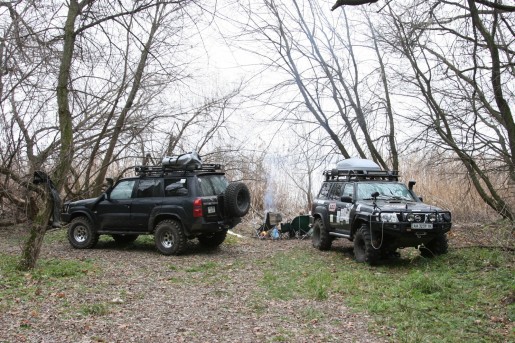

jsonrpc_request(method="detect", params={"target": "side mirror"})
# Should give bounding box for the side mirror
[341,195,353,203]
[106,178,114,187]
[408,180,416,190]
[418,196,423,202]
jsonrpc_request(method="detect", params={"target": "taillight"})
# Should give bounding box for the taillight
[193,198,203,218]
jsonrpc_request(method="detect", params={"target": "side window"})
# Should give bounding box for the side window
[328,182,343,200]
[164,178,188,197]
[318,182,331,200]
[342,183,353,198]
[136,179,163,198]
[110,180,136,200]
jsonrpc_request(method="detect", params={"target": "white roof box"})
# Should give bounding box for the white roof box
[336,158,381,171]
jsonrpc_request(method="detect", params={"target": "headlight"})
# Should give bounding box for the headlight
[428,213,437,222]
[406,213,415,222]
[380,213,399,223]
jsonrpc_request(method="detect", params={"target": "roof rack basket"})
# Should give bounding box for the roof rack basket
[323,169,399,182]
[134,163,223,177]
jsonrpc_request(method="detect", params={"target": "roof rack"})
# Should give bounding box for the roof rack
[324,169,399,182]
[134,163,224,177]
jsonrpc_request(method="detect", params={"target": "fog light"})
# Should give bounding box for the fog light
[428,213,437,222]
[380,213,399,223]
[406,213,415,222]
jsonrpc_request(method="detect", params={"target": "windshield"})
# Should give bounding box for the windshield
[198,174,229,196]
[357,182,415,201]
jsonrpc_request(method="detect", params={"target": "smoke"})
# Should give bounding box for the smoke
[264,170,276,211]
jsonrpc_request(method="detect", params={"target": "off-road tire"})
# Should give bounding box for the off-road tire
[112,234,139,245]
[312,218,332,251]
[420,234,449,258]
[198,231,227,248]
[154,220,186,255]
[353,224,380,265]
[224,182,251,218]
[68,217,99,249]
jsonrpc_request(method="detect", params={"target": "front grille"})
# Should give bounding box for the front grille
[403,212,440,223]
[413,214,425,222]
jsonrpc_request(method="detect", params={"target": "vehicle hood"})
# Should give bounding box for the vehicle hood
[67,196,102,208]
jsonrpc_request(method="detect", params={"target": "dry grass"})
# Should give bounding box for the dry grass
[400,159,507,222]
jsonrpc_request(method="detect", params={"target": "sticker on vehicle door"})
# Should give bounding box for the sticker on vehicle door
[328,202,337,212]
[338,206,350,223]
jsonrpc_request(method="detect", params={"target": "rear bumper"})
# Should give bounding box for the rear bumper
[189,217,241,234]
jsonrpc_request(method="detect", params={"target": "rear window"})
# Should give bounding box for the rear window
[198,174,228,196]
[164,178,188,197]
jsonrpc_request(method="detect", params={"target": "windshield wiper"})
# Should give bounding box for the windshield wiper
[388,195,413,201]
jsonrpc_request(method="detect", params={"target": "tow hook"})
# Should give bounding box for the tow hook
[415,232,427,238]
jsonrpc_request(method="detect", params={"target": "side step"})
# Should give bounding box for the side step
[329,232,351,238]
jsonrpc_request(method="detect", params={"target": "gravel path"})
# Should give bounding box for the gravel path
[0,227,386,343]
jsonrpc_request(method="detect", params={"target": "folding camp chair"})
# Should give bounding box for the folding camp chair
[290,215,311,239]
[280,222,295,239]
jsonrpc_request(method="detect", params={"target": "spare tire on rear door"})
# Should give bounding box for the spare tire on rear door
[224,182,251,217]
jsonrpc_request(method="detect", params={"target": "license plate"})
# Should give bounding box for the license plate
[207,206,216,214]
[412,223,433,229]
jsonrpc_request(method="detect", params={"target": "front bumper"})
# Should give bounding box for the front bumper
[368,221,452,247]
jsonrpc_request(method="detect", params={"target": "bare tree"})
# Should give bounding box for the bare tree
[279,125,329,212]
[377,0,514,220]
[0,0,207,270]
[236,0,399,169]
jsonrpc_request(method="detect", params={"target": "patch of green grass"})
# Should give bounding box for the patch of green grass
[270,332,290,342]
[224,233,240,245]
[302,306,325,323]
[185,261,218,273]
[0,254,96,311]
[247,296,268,315]
[135,235,154,245]
[260,251,335,301]
[33,258,93,278]
[257,247,514,342]
[43,229,68,244]
[79,302,109,316]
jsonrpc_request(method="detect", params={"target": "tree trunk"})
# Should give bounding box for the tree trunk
[18,192,52,271]
[17,0,89,270]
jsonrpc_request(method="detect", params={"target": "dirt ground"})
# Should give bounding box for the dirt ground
[0,222,512,343]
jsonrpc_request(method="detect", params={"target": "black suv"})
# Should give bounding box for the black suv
[61,158,250,255]
[311,158,452,264]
